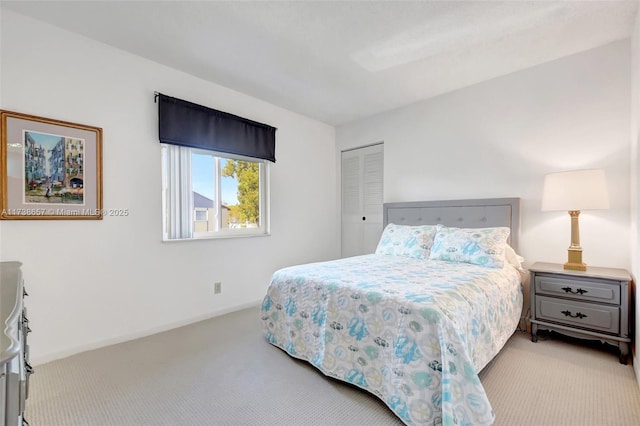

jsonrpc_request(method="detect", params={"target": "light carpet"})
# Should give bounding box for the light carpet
[25,307,640,425]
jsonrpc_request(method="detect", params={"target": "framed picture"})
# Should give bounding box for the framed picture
[0,110,103,220]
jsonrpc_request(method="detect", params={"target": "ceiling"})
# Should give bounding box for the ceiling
[2,1,638,126]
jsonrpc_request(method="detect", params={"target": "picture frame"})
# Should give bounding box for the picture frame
[0,110,103,220]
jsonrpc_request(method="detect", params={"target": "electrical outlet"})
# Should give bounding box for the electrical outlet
[214,282,222,294]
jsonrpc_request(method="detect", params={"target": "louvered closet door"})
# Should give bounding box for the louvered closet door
[341,143,383,258]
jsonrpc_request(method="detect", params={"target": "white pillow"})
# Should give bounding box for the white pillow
[375,223,438,260]
[428,225,510,268]
[504,244,525,270]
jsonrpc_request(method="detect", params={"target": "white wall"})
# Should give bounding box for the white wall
[0,10,339,364]
[337,41,631,272]
[630,8,640,382]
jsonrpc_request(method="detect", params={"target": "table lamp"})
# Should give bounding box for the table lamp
[541,169,609,271]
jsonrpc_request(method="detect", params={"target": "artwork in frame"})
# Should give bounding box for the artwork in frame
[0,110,103,220]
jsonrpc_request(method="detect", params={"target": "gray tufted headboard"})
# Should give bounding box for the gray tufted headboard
[383,198,520,251]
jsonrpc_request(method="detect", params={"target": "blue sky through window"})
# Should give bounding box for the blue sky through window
[192,154,238,206]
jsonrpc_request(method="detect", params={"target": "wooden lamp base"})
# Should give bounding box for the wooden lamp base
[564,211,587,271]
[564,247,586,271]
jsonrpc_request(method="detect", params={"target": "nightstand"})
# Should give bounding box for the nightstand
[529,262,632,364]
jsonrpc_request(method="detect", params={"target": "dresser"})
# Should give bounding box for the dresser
[1,262,32,425]
[530,262,631,364]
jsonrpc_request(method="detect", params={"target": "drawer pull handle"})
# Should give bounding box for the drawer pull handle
[561,310,587,319]
[561,287,588,295]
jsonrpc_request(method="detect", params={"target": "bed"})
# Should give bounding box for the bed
[261,198,523,425]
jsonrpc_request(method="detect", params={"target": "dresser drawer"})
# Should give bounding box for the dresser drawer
[534,275,620,304]
[535,296,620,334]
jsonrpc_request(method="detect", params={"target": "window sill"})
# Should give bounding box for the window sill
[162,232,271,242]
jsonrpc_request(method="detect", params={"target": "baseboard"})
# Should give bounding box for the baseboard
[635,355,640,391]
[32,300,262,366]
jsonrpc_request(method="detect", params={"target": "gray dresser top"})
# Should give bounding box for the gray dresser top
[1,261,23,365]
[530,262,631,282]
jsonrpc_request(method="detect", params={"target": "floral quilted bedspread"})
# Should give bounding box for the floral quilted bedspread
[261,254,523,425]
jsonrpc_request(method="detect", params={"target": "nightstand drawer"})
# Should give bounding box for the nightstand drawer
[534,275,620,304]
[536,296,620,334]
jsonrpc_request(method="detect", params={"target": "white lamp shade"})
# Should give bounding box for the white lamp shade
[541,169,610,211]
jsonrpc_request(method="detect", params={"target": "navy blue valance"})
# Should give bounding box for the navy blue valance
[157,93,276,162]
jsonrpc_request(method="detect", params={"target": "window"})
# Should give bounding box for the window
[156,93,275,240]
[194,209,208,222]
[162,144,269,240]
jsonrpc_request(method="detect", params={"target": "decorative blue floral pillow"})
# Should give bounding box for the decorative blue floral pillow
[428,225,511,268]
[375,223,438,260]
